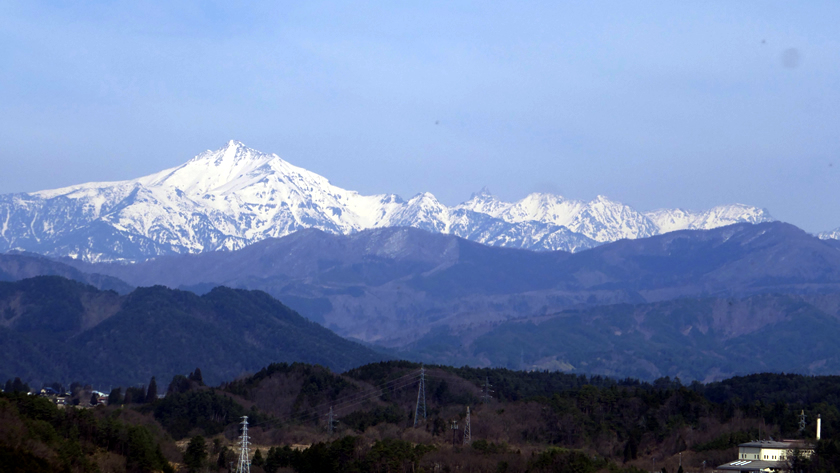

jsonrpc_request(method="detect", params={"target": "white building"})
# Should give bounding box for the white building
[716,415,821,472]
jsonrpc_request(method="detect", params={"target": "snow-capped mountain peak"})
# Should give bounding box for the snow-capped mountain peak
[644,204,774,234]
[142,140,288,196]
[455,187,510,217]
[819,227,840,240]
[1,141,779,262]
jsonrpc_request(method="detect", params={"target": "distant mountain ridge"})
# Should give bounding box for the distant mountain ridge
[0,276,384,386]
[1,140,773,262]
[0,252,132,293]
[403,293,840,381]
[69,221,840,347]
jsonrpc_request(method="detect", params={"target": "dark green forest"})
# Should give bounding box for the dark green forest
[8,362,840,472]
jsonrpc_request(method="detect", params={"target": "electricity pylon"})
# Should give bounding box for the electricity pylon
[236,416,251,473]
[481,377,493,403]
[414,366,426,427]
[464,406,471,445]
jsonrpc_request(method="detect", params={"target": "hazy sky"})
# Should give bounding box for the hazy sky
[1,2,839,232]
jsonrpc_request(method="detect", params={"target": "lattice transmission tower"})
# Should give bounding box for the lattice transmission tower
[235,416,251,473]
[327,406,336,434]
[464,406,471,445]
[799,410,807,434]
[481,377,494,403]
[414,366,426,427]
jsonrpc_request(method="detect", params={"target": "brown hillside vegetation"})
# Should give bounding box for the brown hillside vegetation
[7,363,840,472]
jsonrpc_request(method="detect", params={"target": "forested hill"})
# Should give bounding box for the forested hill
[0,276,385,386]
[0,252,132,293]
[6,360,840,472]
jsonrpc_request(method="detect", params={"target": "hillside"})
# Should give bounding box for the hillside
[0,252,133,293]
[0,276,384,386]
[6,360,840,473]
[131,363,840,472]
[400,293,840,381]
[68,222,840,352]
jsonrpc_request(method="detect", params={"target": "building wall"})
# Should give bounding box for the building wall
[738,446,811,462]
[738,447,761,460]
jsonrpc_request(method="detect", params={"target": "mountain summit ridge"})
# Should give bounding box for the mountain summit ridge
[1,141,775,262]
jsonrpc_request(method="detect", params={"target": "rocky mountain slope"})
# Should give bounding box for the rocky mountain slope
[0,141,773,262]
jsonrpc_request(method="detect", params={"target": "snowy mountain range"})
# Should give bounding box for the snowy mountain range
[819,228,840,241]
[0,140,776,262]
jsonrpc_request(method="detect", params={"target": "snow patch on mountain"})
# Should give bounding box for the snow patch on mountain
[645,204,775,234]
[818,228,840,241]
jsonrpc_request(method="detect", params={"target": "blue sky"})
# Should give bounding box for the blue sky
[1,1,839,232]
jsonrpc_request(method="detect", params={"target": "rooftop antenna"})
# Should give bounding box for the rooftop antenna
[414,366,426,427]
[235,416,250,473]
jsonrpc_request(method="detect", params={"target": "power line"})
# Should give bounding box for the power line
[293,374,421,420]
[245,370,422,428]
[283,371,422,425]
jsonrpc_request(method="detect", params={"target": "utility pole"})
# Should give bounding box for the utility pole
[463,406,471,445]
[414,367,426,427]
[450,420,459,446]
[235,416,250,473]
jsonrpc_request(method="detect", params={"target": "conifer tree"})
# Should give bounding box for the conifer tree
[146,376,158,403]
[217,448,228,469]
[184,436,207,472]
[189,368,204,385]
[12,377,28,393]
[108,387,122,405]
[253,449,264,467]
[167,374,191,394]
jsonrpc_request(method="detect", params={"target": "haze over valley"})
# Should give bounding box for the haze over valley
[3,3,840,472]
